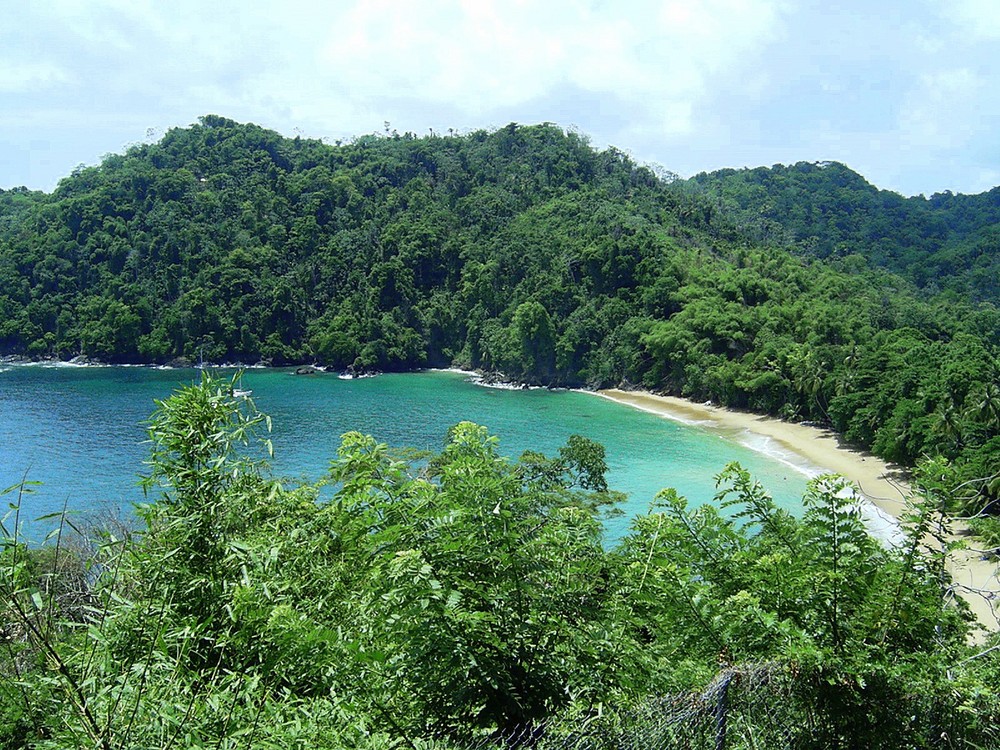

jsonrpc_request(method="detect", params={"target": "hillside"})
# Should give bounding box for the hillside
[686,161,1000,302]
[0,117,691,371]
[0,116,998,522]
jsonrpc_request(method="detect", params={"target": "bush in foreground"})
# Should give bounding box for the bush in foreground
[2,374,998,748]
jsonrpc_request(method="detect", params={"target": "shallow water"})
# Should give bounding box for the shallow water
[0,366,811,543]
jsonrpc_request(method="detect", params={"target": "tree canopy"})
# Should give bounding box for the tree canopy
[686,160,1000,303]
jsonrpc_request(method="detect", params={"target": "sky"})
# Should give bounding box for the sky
[2,0,999,197]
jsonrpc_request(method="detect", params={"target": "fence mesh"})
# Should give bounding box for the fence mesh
[457,660,983,750]
[456,663,796,750]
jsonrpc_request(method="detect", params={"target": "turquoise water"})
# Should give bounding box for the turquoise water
[0,365,810,543]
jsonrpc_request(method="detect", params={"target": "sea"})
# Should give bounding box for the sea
[0,364,815,544]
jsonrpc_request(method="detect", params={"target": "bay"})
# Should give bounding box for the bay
[0,365,811,543]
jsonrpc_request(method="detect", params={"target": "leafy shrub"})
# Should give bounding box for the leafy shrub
[2,374,998,748]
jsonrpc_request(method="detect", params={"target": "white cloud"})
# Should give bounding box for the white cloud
[0,62,70,93]
[970,168,1000,193]
[946,0,1000,38]
[3,0,998,195]
[4,0,787,145]
[324,1,567,110]
[318,0,786,136]
[899,68,985,149]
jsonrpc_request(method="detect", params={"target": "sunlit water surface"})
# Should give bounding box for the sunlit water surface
[0,366,812,543]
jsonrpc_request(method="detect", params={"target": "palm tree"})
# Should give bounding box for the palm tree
[971,380,1000,433]
[835,345,859,397]
[790,346,830,421]
[931,398,965,454]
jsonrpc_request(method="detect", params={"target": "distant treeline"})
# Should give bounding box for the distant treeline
[0,115,997,523]
[688,161,1000,303]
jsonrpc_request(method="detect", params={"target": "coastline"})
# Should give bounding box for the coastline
[7,357,996,634]
[597,388,1000,636]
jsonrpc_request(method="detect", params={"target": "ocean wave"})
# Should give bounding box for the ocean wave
[737,431,904,545]
[428,367,478,376]
[736,432,822,479]
[466,372,556,391]
[337,371,377,380]
[39,360,106,368]
[591,392,713,426]
[854,494,906,546]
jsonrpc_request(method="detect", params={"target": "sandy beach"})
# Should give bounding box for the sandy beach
[598,388,1000,637]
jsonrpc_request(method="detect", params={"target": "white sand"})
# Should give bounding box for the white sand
[598,389,1000,637]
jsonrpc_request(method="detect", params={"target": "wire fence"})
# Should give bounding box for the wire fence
[459,663,795,750]
[462,660,983,750]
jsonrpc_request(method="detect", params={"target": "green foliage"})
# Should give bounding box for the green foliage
[687,160,1000,304]
[4,375,998,748]
[329,422,627,735]
[613,462,987,747]
[970,516,1000,552]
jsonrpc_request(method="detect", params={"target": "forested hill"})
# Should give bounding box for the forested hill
[0,116,998,521]
[685,161,1000,302]
[0,115,715,372]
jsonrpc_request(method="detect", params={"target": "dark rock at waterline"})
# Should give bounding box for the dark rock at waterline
[165,356,193,368]
[477,372,530,389]
[295,365,319,375]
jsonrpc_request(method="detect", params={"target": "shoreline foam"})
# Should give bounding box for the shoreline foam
[597,388,1000,636]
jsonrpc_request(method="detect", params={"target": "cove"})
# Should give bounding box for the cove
[0,365,811,542]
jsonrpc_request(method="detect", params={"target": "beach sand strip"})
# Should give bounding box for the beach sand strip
[597,389,999,637]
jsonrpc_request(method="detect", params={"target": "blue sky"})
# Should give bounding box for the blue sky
[2,0,999,197]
